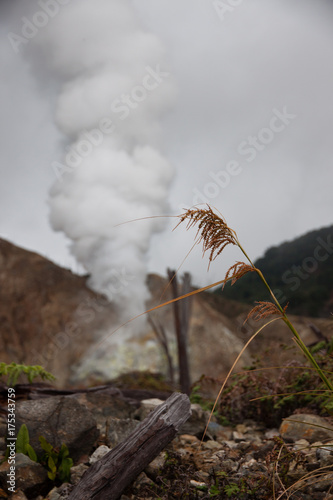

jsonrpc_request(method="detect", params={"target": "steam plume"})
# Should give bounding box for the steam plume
[31,0,176,323]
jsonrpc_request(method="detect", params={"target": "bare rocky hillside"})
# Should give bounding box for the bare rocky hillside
[0,238,332,388]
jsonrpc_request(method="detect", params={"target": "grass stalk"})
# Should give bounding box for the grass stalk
[254,268,333,392]
[177,205,333,395]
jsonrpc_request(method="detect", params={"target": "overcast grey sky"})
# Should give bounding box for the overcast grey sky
[1,0,333,298]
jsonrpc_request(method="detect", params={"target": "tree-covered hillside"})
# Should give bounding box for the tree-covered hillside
[218,225,333,317]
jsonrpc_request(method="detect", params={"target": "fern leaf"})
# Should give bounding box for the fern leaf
[16,424,29,454]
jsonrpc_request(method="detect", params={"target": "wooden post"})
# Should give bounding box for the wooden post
[167,269,191,395]
[68,392,191,500]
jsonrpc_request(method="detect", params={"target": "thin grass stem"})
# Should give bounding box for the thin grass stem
[200,316,283,444]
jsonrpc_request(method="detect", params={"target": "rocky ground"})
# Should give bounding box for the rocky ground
[1,381,333,499]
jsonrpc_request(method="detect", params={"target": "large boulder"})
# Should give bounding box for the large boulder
[280,413,333,443]
[15,396,99,462]
[0,453,49,498]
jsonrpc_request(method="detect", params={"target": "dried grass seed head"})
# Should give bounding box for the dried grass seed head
[224,261,256,288]
[176,206,238,265]
[245,301,288,324]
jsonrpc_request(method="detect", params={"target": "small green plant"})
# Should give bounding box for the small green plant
[209,472,245,498]
[218,348,333,427]
[4,424,37,462]
[190,384,215,411]
[189,384,202,405]
[5,424,72,484]
[16,424,38,461]
[39,436,73,483]
[210,464,286,499]
[209,482,222,497]
[224,483,241,497]
[0,362,55,386]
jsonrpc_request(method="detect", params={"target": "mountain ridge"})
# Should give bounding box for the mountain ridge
[219,224,333,317]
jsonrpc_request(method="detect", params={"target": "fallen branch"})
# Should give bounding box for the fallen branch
[68,392,191,500]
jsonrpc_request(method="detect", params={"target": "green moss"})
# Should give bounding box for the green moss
[110,370,174,392]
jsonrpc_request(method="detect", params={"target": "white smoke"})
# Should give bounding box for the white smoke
[28,0,176,323]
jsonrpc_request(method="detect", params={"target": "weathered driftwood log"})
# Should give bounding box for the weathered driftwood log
[68,392,191,500]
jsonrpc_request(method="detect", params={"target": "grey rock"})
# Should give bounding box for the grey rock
[236,424,248,434]
[207,421,233,441]
[240,458,267,473]
[73,389,137,444]
[224,440,238,449]
[179,434,200,444]
[232,430,246,442]
[311,473,333,492]
[89,445,111,464]
[288,469,307,488]
[8,490,28,500]
[235,440,252,452]
[74,389,136,422]
[280,414,333,443]
[179,403,208,437]
[202,440,223,450]
[211,450,226,460]
[0,453,49,497]
[132,471,155,489]
[320,454,333,468]
[286,459,308,482]
[316,441,333,461]
[220,458,239,473]
[15,396,99,462]
[45,486,63,500]
[135,398,163,420]
[264,428,280,439]
[45,483,74,499]
[293,438,310,451]
[69,463,89,486]
[144,452,167,479]
[253,440,275,460]
[107,417,140,447]
[190,479,208,495]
